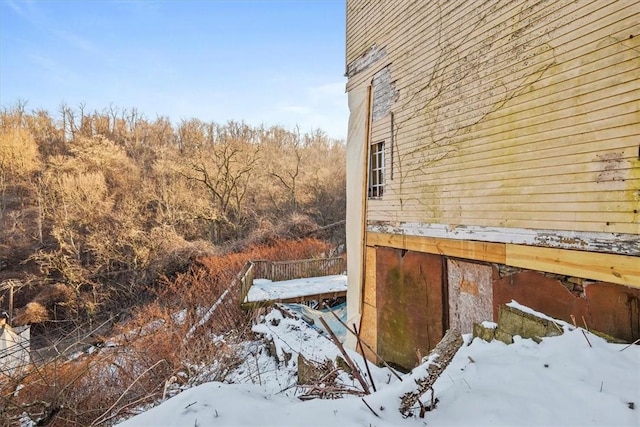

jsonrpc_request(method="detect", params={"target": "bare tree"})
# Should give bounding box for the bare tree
[183,136,260,242]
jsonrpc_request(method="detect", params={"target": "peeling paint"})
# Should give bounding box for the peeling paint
[371,66,398,121]
[595,152,626,183]
[367,222,640,256]
[346,45,387,78]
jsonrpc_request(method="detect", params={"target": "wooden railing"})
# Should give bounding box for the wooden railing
[252,257,345,282]
[238,261,255,304]
[238,257,345,304]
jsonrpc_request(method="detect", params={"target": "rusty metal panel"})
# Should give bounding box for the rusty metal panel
[493,270,590,326]
[447,259,493,334]
[494,270,640,342]
[584,282,640,342]
[376,247,444,370]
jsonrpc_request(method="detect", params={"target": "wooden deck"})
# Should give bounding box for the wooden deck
[245,275,347,305]
[238,258,346,309]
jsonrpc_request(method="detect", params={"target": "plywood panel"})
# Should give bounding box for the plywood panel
[448,260,494,334]
[359,302,378,363]
[376,247,444,370]
[364,246,377,307]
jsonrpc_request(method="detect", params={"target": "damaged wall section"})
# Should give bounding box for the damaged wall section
[360,247,639,369]
[375,247,444,370]
[493,269,640,342]
[371,65,398,121]
[448,260,493,335]
[346,45,387,78]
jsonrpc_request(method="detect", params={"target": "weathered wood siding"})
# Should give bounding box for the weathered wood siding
[347,0,640,237]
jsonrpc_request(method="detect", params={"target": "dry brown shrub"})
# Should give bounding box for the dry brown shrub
[0,128,41,178]
[231,219,326,253]
[57,171,111,219]
[14,283,80,326]
[0,341,175,426]
[242,237,331,261]
[14,301,49,324]
[33,283,77,306]
[146,227,216,280]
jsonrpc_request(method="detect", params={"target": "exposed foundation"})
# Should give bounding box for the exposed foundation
[360,245,640,370]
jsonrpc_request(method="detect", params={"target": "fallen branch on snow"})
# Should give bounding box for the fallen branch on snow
[399,328,462,418]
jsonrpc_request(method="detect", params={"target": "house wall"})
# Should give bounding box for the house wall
[346,0,640,252]
[345,0,640,363]
[493,270,640,342]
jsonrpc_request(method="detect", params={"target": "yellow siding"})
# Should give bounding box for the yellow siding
[347,0,640,237]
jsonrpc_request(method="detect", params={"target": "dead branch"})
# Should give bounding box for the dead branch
[298,384,365,400]
[362,397,380,417]
[619,338,640,352]
[318,317,370,394]
[399,328,462,418]
[91,359,167,426]
[353,322,376,392]
[323,302,402,381]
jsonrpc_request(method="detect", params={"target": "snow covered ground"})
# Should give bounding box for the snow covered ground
[119,304,640,427]
[246,275,347,302]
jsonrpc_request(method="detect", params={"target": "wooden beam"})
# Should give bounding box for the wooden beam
[366,232,506,263]
[276,291,347,305]
[506,244,640,288]
[242,291,348,310]
[366,231,640,288]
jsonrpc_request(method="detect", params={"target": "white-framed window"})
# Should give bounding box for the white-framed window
[368,141,384,198]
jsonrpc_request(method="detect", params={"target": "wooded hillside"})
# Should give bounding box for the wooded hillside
[0,102,346,326]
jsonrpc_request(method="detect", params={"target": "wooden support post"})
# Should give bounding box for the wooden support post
[9,282,14,323]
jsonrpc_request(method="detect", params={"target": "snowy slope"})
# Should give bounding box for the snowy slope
[119,307,640,427]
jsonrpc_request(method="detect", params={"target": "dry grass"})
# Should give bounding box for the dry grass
[1,238,330,426]
[14,301,49,324]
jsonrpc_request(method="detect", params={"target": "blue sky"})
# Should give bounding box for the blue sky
[0,0,348,139]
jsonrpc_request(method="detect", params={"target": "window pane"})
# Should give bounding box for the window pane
[369,141,384,198]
